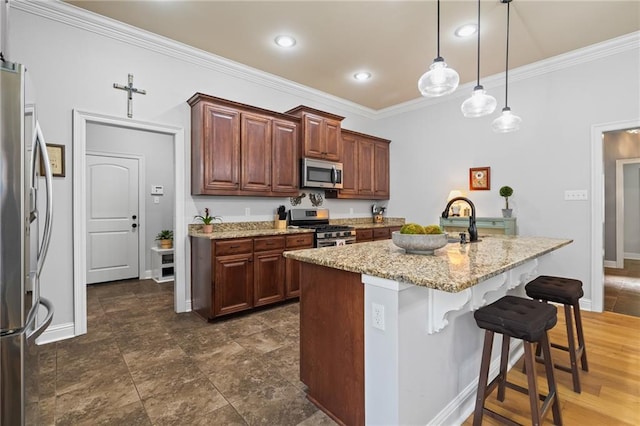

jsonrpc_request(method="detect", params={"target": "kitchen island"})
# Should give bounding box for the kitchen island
[283,235,572,425]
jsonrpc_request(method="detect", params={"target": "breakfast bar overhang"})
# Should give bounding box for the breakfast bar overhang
[284,235,572,425]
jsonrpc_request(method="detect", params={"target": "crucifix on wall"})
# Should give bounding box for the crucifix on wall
[113,73,146,118]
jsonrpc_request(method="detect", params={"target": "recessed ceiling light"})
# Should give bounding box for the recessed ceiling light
[353,72,372,81]
[274,35,296,48]
[455,24,477,38]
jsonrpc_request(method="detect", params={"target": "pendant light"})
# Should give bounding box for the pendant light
[461,0,496,118]
[492,0,522,132]
[418,0,459,97]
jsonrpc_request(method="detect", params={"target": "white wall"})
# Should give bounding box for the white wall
[86,123,175,274]
[8,2,640,334]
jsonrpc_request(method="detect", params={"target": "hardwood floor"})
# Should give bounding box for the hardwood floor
[463,309,640,425]
[605,259,640,317]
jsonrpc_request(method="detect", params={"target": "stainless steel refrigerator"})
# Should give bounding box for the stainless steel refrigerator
[1,60,55,424]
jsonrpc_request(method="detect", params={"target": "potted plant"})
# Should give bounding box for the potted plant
[499,186,514,218]
[194,207,222,233]
[155,229,174,249]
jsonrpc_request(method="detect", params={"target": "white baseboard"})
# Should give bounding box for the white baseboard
[36,321,76,345]
[143,269,152,279]
[624,253,640,260]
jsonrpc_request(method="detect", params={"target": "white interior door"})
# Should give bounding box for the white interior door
[86,154,139,284]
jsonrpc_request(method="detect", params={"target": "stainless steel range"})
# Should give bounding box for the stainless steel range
[289,208,356,248]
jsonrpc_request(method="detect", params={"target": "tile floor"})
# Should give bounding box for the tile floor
[604,259,640,317]
[36,264,638,425]
[36,279,337,425]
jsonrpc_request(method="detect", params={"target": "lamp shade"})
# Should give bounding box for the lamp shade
[461,86,497,118]
[492,107,522,133]
[418,59,460,97]
[447,190,465,201]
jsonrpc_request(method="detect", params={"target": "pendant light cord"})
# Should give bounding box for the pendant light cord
[504,1,511,107]
[476,0,481,88]
[436,0,441,59]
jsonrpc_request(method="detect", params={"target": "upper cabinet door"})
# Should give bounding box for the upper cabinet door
[357,138,375,196]
[302,113,325,159]
[373,141,390,199]
[201,103,241,192]
[241,113,272,192]
[324,119,341,162]
[272,119,299,194]
[339,132,358,196]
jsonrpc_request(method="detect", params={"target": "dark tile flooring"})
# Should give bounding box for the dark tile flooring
[36,279,337,425]
[604,259,640,317]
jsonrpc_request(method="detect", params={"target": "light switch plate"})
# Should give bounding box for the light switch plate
[564,190,588,201]
[151,185,164,195]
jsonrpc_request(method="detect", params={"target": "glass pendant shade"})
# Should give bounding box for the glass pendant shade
[418,58,460,97]
[492,107,522,132]
[461,86,497,118]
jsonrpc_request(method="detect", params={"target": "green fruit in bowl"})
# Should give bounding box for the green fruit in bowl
[400,223,426,234]
[424,225,443,234]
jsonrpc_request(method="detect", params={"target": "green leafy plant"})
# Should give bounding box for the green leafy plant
[155,229,173,241]
[194,208,222,225]
[499,186,514,209]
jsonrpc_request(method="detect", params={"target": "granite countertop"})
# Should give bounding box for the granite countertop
[189,217,405,239]
[283,235,572,293]
[190,226,314,240]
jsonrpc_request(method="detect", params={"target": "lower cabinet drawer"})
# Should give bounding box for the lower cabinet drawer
[215,239,253,256]
[373,228,391,240]
[254,236,286,251]
[286,234,315,249]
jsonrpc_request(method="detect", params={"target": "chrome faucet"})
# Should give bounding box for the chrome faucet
[441,197,478,242]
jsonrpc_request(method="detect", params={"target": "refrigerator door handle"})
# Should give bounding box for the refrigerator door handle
[30,121,54,280]
[27,298,54,342]
[0,298,53,341]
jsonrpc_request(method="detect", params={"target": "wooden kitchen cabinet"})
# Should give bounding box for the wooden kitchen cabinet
[241,112,272,192]
[253,236,286,307]
[284,233,315,298]
[355,226,401,243]
[326,129,391,200]
[285,105,344,161]
[190,232,313,321]
[191,102,241,193]
[189,93,299,196]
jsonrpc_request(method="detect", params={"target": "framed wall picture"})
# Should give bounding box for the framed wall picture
[469,167,490,190]
[40,144,65,177]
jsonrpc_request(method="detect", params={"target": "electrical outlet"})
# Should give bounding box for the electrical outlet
[564,190,588,201]
[372,303,385,331]
[245,207,251,216]
[349,208,354,215]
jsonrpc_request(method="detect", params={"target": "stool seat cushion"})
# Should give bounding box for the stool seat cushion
[474,296,557,342]
[525,275,584,305]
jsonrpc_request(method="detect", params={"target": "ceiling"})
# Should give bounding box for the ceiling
[65,1,639,110]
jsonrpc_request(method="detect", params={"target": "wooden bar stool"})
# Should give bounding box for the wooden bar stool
[525,275,589,393]
[473,296,562,426]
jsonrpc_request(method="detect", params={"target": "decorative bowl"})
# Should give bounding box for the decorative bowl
[391,231,449,255]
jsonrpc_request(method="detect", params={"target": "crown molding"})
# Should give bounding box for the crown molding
[11,0,380,119]
[12,1,639,121]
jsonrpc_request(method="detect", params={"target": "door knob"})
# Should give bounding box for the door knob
[132,223,138,228]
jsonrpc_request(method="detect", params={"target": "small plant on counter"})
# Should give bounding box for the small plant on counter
[499,186,513,209]
[194,208,222,225]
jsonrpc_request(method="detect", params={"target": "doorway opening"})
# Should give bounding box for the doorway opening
[591,120,640,314]
[73,110,185,336]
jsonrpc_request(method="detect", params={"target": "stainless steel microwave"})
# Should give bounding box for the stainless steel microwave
[301,158,343,189]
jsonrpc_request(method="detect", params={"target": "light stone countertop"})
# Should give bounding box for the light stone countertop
[188,217,405,239]
[283,235,572,293]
